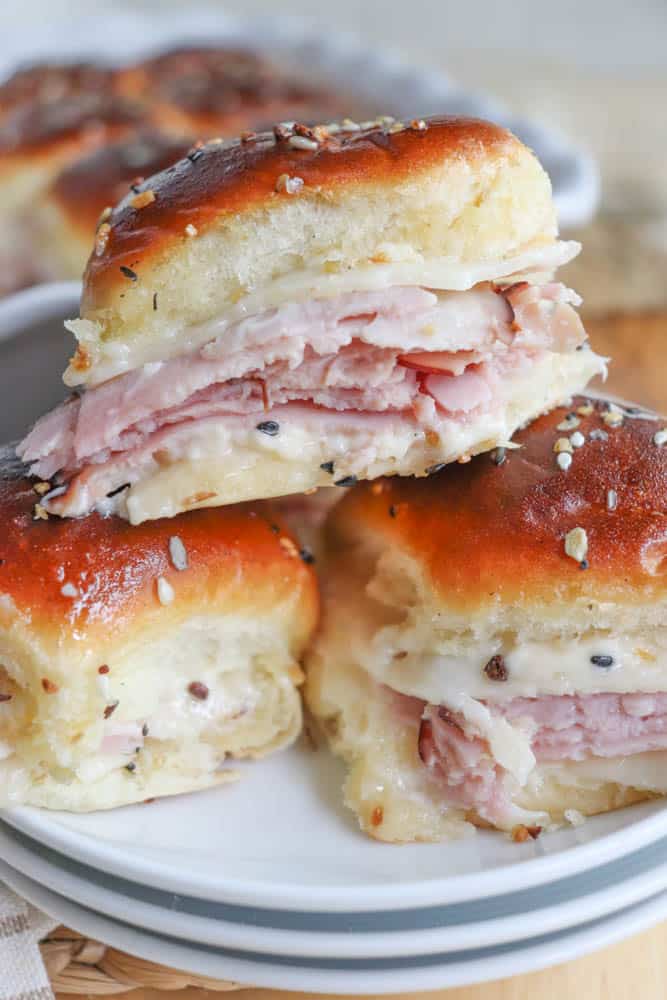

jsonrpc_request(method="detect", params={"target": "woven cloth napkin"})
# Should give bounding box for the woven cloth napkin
[0,883,57,1000]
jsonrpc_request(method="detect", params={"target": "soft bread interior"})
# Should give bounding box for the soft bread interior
[306,493,667,839]
[0,616,302,811]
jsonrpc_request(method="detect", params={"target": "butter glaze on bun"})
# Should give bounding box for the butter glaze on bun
[306,398,667,841]
[0,449,317,811]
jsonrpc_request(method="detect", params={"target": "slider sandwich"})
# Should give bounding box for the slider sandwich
[19,115,604,523]
[307,398,667,840]
[0,450,317,811]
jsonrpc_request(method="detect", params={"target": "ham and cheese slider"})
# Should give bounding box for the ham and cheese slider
[306,398,667,841]
[0,449,317,811]
[19,115,604,523]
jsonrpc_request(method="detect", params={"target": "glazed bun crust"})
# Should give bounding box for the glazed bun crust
[121,46,346,134]
[79,116,556,353]
[0,449,318,653]
[50,130,193,228]
[0,62,117,117]
[329,397,667,615]
[0,449,318,811]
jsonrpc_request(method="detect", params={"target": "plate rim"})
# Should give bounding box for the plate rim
[2,856,667,994]
[5,785,667,912]
[3,816,667,959]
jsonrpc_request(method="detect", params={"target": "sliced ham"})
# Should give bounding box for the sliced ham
[17,281,587,515]
[416,692,667,825]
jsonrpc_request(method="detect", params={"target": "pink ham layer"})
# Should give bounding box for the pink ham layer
[18,282,584,512]
[416,693,667,826]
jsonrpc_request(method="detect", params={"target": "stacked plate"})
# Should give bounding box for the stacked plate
[3,745,667,992]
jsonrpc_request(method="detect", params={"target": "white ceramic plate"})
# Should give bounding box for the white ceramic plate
[5,745,667,914]
[3,817,667,959]
[2,857,667,994]
[0,10,598,228]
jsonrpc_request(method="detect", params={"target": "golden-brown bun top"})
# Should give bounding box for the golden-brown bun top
[0,450,318,648]
[0,91,144,156]
[80,115,555,340]
[330,397,667,611]
[48,129,194,236]
[0,62,117,117]
[125,45,345,127]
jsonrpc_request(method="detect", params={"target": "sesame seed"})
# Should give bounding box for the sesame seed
[557,415,580,431]
[130,189,155,210]
[125,761,136,773]
[490,447,506,466]
[185,223,198,237]
[554,437,573,454]
[168,536,188,571]
[256,420,280,436]
[104,700,119,719]
[188,681,209,701]
[607,489,618,511]
[60,582,78,598]
[157,577,174,605]
[426,463,447,475]
[279,536,299,558]
[275,173,304,194]
[602,406,623,427]
[299,547,315,564]
[334,475,358,487]
[142,723,149,737]
[187,147,204,162]
[570,431,585,448]
[484,655,508,681]
[288,135,319,151]
[577,402,594,416]
[591,654,614,668]
[653,428,667,446]
[120,265,137,281]
[564,526,588,564]
[43,484,66,503]
[95,223,111,256]
[152,292,158,311]
[320,461,335,474]
[557,452,572,471]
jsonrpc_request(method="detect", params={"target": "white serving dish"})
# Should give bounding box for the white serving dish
[2,857,667,994]
[5,744,667,914]
[2,816,667,960]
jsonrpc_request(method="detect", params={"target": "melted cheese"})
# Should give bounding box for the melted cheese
[66,241,580,384]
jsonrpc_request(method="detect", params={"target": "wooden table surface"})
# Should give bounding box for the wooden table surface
[51,306,667,1000]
